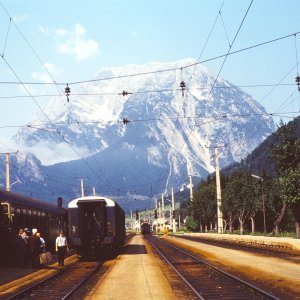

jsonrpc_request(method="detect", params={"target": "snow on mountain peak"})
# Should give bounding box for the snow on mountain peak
[13,58,275,195]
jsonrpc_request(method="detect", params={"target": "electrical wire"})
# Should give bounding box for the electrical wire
[153,0,255,194]
[0,83,295,100]
[0,2,118,193]
[0,31,298,86]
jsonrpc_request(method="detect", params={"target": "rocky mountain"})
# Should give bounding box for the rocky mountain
[5,58,275,209]
[221,116,300,177]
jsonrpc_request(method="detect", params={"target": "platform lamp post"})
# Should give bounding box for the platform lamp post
[251,174,266,236]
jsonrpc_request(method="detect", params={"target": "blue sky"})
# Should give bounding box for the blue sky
[0,0,300,148]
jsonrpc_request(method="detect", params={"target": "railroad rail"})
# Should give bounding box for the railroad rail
[6,261,101,300]
[149,236,280,300]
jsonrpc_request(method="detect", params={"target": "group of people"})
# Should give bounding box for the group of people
[16,228,68,268]
[16,228,45,268]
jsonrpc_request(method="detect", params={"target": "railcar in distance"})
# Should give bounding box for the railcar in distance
[141,222,151,234]
[68,196,125,260]
[0,189,67,265]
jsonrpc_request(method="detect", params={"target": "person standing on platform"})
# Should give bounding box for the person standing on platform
[56,231,68,266]
[16,229,27,267]
[28,228,41,268]
[23,228,31,267]
[164,227,168,237]
[37,232,46,253]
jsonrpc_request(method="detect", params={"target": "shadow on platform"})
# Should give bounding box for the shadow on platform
[123,244,148,255]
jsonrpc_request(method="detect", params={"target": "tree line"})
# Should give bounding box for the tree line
[179,119,300,237]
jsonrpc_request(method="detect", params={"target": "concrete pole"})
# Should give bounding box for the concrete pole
[6,153,10,192]
[162,193,165,227]
[81,179,84,198]
[171,187,176,232]
[92,187,96,196]
[189,175,193,202]
[158,201,161,229]
[262,179,266,236]
[130,210,133,229]
[215,147,223,233]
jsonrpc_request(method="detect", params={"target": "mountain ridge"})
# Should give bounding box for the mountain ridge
[1,58,275,209]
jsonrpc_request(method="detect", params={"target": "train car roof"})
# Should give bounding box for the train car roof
[0,189,66,214]
[68,196,116,208]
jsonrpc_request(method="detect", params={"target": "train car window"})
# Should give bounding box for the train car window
[11,206,15,213]
[28,210,32,215]
[37,211,41,216]
[22,208,27,214]
[33,210,37,215]
[0,203,10,226]
[16,208,21,214]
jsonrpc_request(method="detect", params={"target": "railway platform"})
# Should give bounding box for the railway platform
[85,234,196,300]
[0,253,78,299]
[182,232,300,253]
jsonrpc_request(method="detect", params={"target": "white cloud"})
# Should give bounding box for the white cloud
[31,63,62,83]
[21,140,79,166]
[56,23,100,61]
[13,14,29,24]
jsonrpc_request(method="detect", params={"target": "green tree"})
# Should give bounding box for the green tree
[223,170,260,235]
[193,179,216,232]
[185,216,198,232]
[278,168,300,237]
[222,176,238,233]
[269,120,300,237]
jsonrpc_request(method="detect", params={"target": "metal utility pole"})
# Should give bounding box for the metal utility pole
[171,187,176,232]
[214,147,224,233]
[130,210,133,229]
[92,187,96,196]
[251,174,266,235]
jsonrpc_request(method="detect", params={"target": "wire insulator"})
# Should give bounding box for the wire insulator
[65,84,71,102]
[295,75,300,91]
[180,80,185,97]
[119,90,132,96]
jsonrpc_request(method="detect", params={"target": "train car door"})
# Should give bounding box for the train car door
[77,200,107,258]
[0,202,13,265]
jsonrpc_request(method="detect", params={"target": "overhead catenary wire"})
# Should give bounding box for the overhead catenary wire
[0,1,299,198]
[0,82,296,100]
[0,2,118,194]
[0,31,299,87]
[1,16,11,57]
[1,54,112,194]
[154,0,255,194]
[187,0,226,86]
[205,0,254,102]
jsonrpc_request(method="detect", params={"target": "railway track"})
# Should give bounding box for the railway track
[149,236,280,300]
[7,261,101,300]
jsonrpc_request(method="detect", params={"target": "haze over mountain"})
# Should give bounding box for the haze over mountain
[4,58,275,206]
